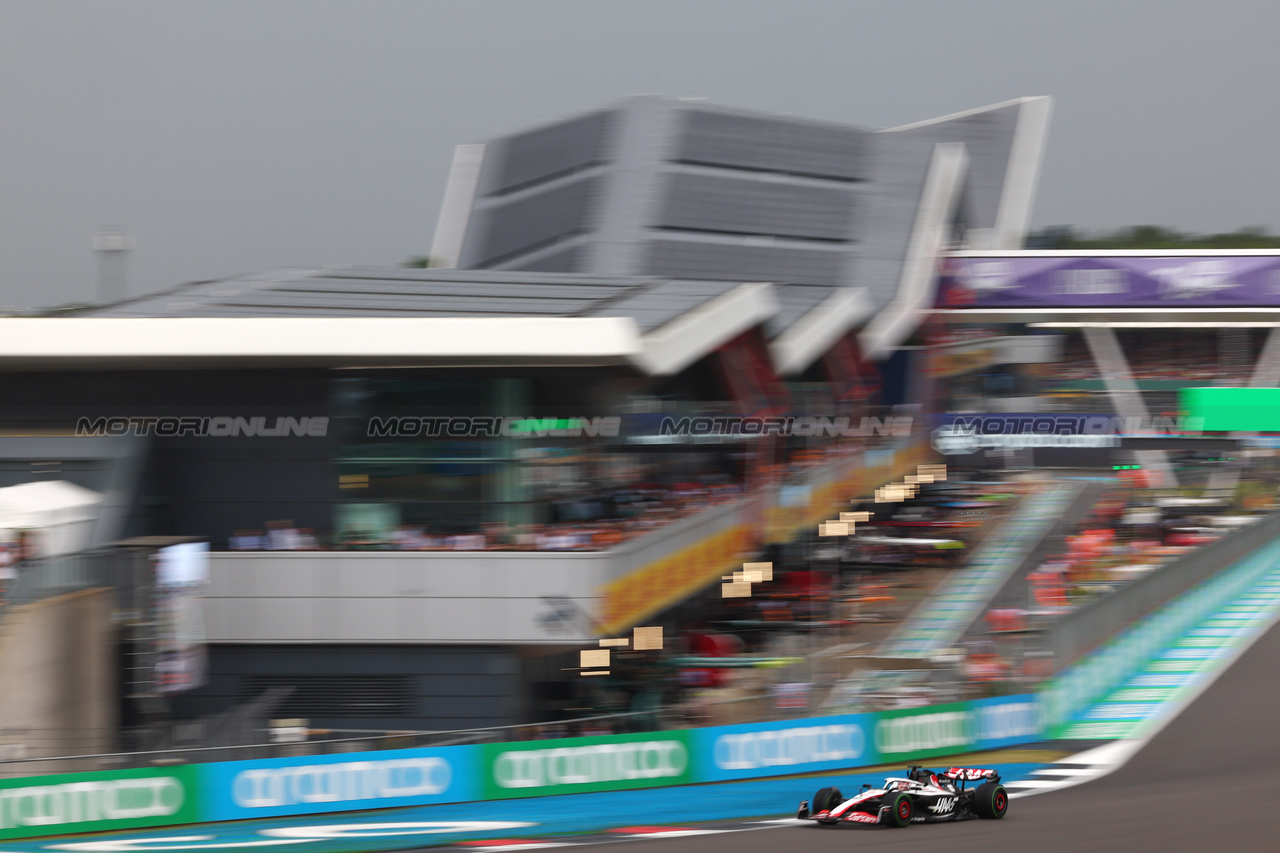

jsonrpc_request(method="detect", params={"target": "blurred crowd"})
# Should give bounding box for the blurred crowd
[1012,495,1255,618]
[613,477,1029,721]
[228,476,747,553]
[973,479,1272,686]
[225,433,898,553]
[1051,331,1256,384]
[642,469,1273,721]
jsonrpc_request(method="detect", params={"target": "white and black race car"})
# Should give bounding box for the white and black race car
[796,766,1008,827]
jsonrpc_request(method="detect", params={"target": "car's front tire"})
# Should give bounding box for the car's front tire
[973,782,1008,819]
[883,792,913,827]
[812,786,843,813]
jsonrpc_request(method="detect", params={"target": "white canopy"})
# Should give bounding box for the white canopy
[0,480,103,556]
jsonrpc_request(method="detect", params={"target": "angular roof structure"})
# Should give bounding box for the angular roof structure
[433,94,1052,365]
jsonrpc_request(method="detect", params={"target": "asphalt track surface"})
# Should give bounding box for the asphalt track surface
[569,612,1280,853]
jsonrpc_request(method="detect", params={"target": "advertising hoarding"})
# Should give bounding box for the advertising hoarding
[480,731,694,799]
[200,745,479,822]
[0,694,1044,839]
[872,695,1040,763]
[0,765,199,841]
[692,712,876,783]
[942,255,1280,308]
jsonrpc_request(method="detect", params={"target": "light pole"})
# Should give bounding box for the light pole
[93,225,135,305]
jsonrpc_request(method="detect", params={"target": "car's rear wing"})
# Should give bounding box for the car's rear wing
[947,767,1000,783]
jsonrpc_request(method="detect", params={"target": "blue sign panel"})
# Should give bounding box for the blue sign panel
[200,744,480,822]
[692,712,879,783]
[969,694,1042,751]
[691,696,1042,783]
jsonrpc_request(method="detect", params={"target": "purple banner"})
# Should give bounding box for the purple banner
[940,255,1280,308]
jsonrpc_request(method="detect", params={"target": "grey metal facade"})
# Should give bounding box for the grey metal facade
[438,94,1050,356]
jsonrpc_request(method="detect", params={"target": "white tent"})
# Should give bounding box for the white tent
[0,480,103,557]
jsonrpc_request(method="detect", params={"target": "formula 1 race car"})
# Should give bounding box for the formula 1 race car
[796,766,1008,827]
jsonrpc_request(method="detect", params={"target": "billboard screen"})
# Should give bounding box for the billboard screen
[941,255,1280,308]
[154,542,210,695]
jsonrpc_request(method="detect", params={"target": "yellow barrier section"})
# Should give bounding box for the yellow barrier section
[599,439,937,634]
[599,523,751,635]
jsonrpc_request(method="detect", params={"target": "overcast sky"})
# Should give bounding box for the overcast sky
[2,0,1278,309]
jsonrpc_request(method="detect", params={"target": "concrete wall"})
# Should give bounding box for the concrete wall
[205,550,610,645]
[0,588,116,774]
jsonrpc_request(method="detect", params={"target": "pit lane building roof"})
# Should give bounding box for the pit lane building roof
[17,268,778,375]
[79,267,694,327]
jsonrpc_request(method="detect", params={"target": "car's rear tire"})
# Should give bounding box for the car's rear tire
[973,782,1008,819]
[883,792,913,827]
[812,787,843,813]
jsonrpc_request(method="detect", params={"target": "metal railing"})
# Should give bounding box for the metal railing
[0,690,797,777]
[0,632,1014,779]
[0,548,144,616]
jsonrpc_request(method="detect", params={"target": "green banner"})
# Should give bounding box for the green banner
[1180,386,1280,432]
[872,700,979,762]
[0,765,199,840]
[480,730,694,799]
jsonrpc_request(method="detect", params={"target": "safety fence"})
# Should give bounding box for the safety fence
[0,693,1039,841]
[0,549,142,615]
